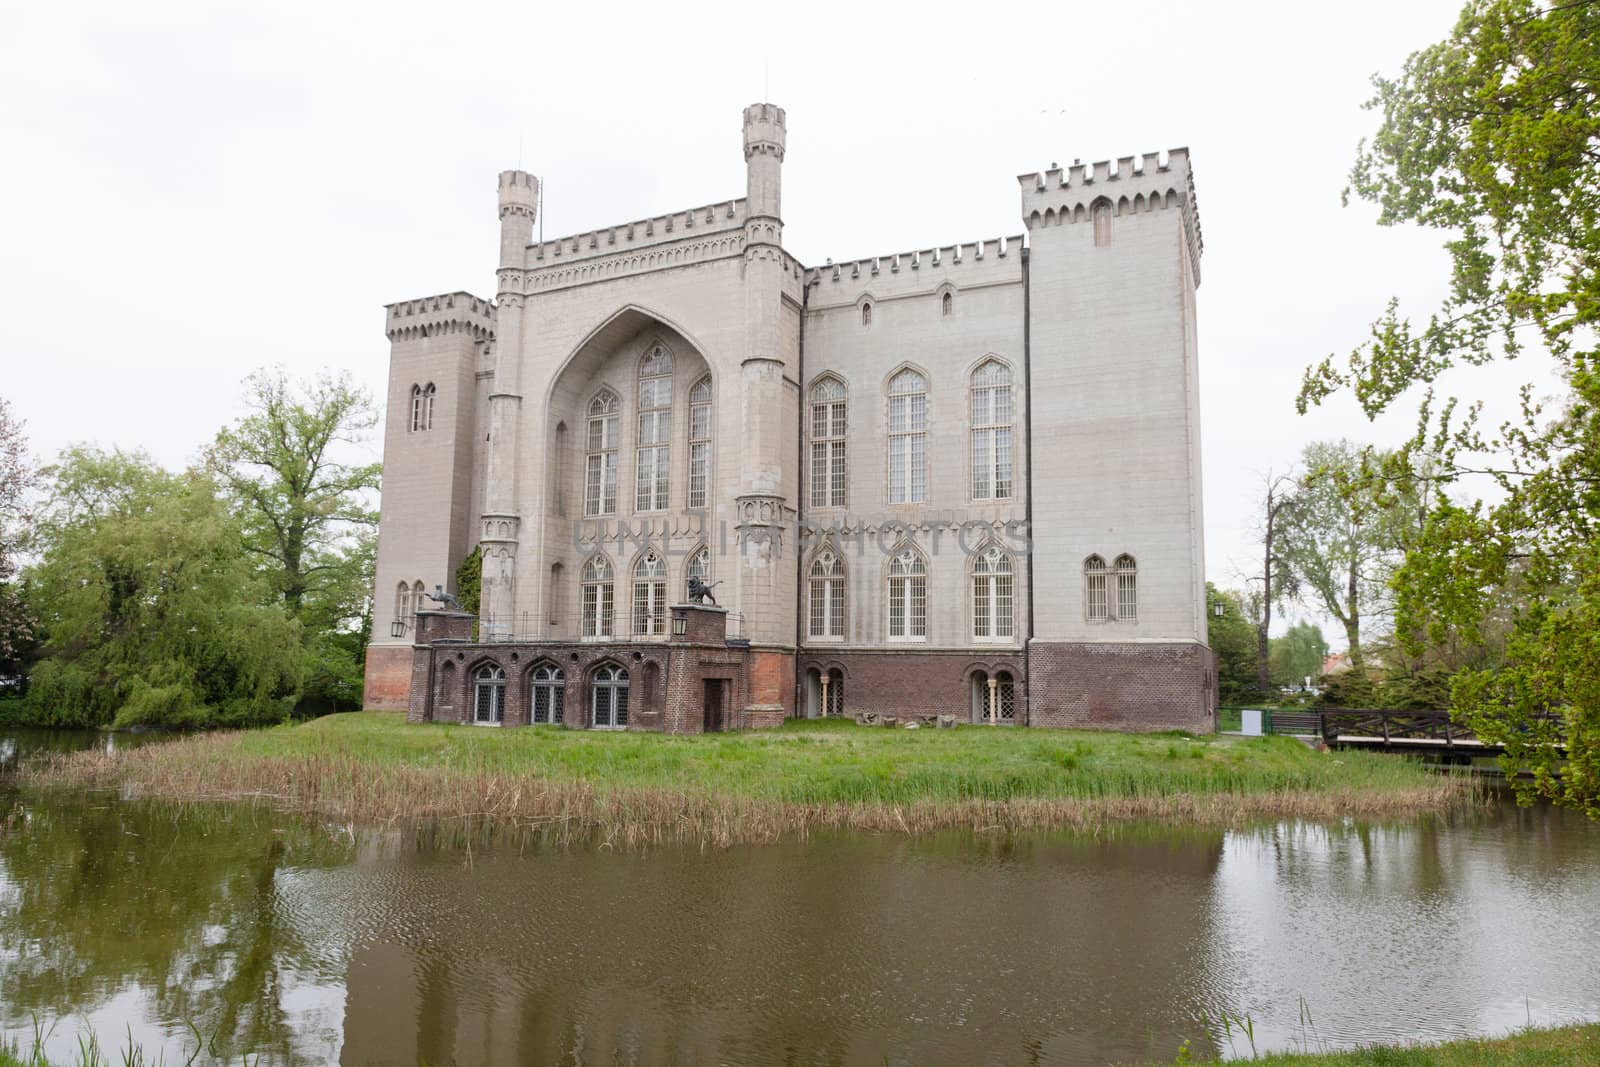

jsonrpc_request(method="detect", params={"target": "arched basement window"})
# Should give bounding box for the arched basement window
[531,663,564,725]
[581,556,614,638]
[972,545,1015,639]
[632,552,667,636]
[970,360,1013,500]
[473,664,506,725]
[592,663,629,729]
[636,344,673,511]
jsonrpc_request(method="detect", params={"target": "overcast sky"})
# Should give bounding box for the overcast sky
[2,0,1506,646]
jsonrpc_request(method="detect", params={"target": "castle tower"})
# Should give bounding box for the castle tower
[1019,152,1212,729]
[478,170,539,632]
[735,103,799,718]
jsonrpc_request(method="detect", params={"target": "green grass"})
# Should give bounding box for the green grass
[216,711,1433,806]
[1214,1022,1600,1065]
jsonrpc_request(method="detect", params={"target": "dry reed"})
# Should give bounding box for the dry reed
[21,729,1479,849]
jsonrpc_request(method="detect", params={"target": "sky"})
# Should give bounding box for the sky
[0,0,1513,646]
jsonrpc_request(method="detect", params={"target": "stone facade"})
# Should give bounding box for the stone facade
[365,103,1215,733]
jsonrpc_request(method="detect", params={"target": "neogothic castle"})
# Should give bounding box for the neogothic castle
[364,103,1214,732]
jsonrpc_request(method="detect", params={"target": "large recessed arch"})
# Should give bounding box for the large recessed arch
[541,304,717,414]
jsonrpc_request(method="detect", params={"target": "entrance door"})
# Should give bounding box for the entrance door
[702,679,726,733]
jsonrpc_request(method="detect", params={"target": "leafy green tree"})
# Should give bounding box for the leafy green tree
[1207,583,1261,703]
[1299,0,1600,816]
[0,396,35,683]
[455,545,482,616]
[1277,440,1425,676]
[207,369,380,712]
[1269,622,1330,690]
[25,448,302,727]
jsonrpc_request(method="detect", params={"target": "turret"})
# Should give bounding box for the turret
[497,170,538,271]
[742,103,785,223]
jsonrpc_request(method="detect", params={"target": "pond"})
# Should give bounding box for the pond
[1,729,1597,1065]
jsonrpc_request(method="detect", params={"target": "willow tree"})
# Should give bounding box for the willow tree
[1299,0,1600,816]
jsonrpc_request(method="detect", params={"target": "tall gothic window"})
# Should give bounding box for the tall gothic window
[632,552,668,636]
[887,368,927,504]
[581,555,614,638]
[395,582,412,629]
[636,344,673,511]
[810,377,847,509]
[1114,554,1138,621]
[972,545,1015,639]
[687,375,712,509]
[808,550,845,639]
[409,384,435,432]
[1093,199,1112,247]
[531,663,564,725]
[585,390,620,517]
[887,545,927,640]
[473,664,506,725]
[1084,555,1109,621]
[970,360,1013,500]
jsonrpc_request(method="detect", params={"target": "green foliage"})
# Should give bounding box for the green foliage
[455,545,482,616]
[1207,584,1262,703]
[1299,0,1600,817]
[0,396,36,682]
[1269,622,1330,689]
[23,448,302,728]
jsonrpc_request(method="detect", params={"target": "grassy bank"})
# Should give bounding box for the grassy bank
[21,712,1475,845]
[1201,1021,1600,1065]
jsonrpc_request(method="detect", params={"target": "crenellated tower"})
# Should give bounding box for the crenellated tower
[479,170,539,632]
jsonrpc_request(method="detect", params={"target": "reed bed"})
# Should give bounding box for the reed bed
[21,713,1478,847]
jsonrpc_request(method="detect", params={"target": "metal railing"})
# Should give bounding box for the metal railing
[473,612,745,643]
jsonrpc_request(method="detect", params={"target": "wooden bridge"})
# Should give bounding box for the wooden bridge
[1264,708,1560,762]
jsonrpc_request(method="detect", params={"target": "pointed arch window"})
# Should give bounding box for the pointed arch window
[861,301,872,327]
[632,552,668,636]
[971,360,1013,500]
[887,546,927,640]
[1114,554,1138,621]
[585,391,620,517]
[473,664,506,725]
[810,377,847,509]
[942,291,953,317]
[1085,555,1109,621]
[592,663,629,729]
[972,545,1015,639]
[887,369,928,504]
[687,375,712,509]
[808,550,845,640]
[686,546,711,595]
[531,664,564,725]
[395,582,413,630]
[581,556,614,638]
[1093,200,1112,247]
[636,344,673,511]
[409,384,436,432]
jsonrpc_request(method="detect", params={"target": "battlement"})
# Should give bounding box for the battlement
[384,291,496,343]
[530,198,747,267]
[802,235,1023,300]
[742,102,786,155]
[1018,148,1203,282]
[497,170,538,217]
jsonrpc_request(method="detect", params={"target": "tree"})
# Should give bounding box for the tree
[208,369,380,712]
[1206,583,1261,703]
[0,397,35,682]
[1299,0,1600,816]
[1269,622,1331,691]
[26,448,303,727]
[455,546,482,616]
[1276,440,1425,676]
[1242,471,1299,694]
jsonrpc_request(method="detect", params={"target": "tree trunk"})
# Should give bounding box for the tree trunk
[1257,497,1275,694]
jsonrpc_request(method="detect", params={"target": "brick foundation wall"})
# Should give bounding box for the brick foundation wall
[1026,641,1215,732]
[363,645,414,711]
[797,650,1025,721]
[746,649,795,721]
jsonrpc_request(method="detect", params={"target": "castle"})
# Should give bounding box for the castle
[364,103,1214,732]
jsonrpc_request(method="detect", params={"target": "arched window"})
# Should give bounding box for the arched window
[972,545,1015,639]
[686,546,711,595]
[632,552,668,636]
[412,580,426,615]
[861,301,872,327]
[1093,200,1112,247]
[592,663,629,729]
[585,390,620,517]
[970,360,1013,500]
[531,663,564,725]
[395,582,412,630]
[409,385,424,433]
[1114,554,1138,621]
[808,550,845,639]
[887,369,928,504]
[473,664,506,725]
[581,556,614,638]
[421,383,435,430]
[887,546,927,640]
[687,375,712,509]
[810,377,847,509]
[971,670,1017,724]
[636,344,673,511]
[942,291,953,317]
[1084,555,1109,621]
